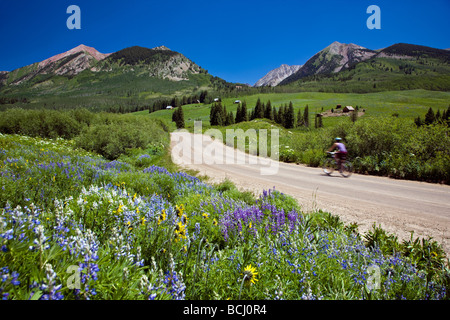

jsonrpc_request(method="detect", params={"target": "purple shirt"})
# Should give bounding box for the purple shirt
[336,143,347,153]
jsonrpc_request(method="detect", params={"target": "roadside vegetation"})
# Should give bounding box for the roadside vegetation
[1,129,448,300]
[158,91,450,184]
[0,90,449,300]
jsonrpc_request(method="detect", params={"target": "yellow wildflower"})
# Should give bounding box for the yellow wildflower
[175,221,187,242]
[175,204,184,217]
[126,221,133,231]
[158,209,167,225]
[242,265,258,286]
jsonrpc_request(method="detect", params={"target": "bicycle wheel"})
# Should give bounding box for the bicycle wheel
[323,158,336,175]
[339,162,353,178]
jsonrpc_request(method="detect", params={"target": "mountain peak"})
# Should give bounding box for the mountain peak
[327,41,366,55]
[152,45,171,51]
[254,64,302,87]
[279,41,377,85]
[39,44,111,68]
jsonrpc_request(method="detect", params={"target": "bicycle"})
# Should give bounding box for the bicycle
[323,151,353,178]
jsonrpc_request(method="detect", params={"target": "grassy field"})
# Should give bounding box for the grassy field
[142,89,450,130]
[140,89,450,183]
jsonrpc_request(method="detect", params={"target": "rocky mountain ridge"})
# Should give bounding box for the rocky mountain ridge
[2,44,204,87]
[278,42,450,86]
[254,64,302,87]
[279,41,377,85]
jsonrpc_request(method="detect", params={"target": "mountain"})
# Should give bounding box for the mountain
[280,41,377,85]
[97,45,204,81]
[254,64,302,87]
[377,43,450,62]
[0,44,227,111]
[5,44,111,86]
[3,44,206,87]
[279,42,450,92]
[0,71,8,86]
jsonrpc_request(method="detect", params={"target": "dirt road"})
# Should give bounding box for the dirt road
[170,131,450,257]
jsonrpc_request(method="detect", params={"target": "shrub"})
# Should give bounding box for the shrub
[300,148,324,167]
[75,115,168,160]
[0,108,83,139]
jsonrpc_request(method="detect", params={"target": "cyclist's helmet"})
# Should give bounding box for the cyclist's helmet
[335,137,342,142]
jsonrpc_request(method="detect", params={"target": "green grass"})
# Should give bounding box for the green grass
[144,89,450,131]
[143,89,450,183]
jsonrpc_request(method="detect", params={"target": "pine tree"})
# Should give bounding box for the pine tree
[250,108,256,120]
[235,104,242,123]
[285,102,295,128]
[272,107,278,124]
[414,116,423,127]
[424,107,435,125]
[175,106,185,129]
[210,102,224,126]
[350,110,358,123]
[227,112,234,125]
[223,105,228,123]
[297,108,303,127]
[241,101,248,122]
[442,107,449,126]
[278,105,285,125]
[264,100,273,120]
[172,108,178,123]
[435,109,441,123]
[303,105,309,127]
[200,90,208,103]
[254,98,264,119]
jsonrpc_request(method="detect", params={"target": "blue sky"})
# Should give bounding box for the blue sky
[0,0,449,85]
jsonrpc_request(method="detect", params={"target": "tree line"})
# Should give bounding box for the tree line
[209,98,323,129]
[149,91,206,113]
[414,106,450,127]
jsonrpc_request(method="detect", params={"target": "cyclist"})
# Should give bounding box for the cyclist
[327,137,347,170]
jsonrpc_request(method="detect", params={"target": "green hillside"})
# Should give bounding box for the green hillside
[282,44,450,93]
[146,90,450,128]
[0,46,224,112]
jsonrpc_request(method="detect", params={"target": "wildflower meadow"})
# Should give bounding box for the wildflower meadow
[0,132,449,300]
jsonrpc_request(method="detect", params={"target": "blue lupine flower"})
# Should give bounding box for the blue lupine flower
[39,263,64,300]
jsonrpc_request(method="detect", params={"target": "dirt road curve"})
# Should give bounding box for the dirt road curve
[170,132,450,257]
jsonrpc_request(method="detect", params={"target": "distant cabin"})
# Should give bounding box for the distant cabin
[343,106,354,113]
[234,100,241,104]
[166,106,173,110]
[214,98,220,102]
